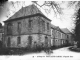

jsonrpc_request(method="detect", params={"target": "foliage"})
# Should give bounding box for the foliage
[74,8,80,47]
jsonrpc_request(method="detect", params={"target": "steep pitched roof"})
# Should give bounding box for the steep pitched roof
[61,28,71,34]
[9,4,43,19]
[51,24,62,31]
[4,4,51,22]
[51,24,66,34]
[51,24,57,29]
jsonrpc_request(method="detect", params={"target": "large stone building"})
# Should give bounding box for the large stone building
[61,28,74,45]
[3,4,51,48]
[51,24,68,47]
[51,24,62,47]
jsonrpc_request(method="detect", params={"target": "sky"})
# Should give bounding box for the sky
[0,1,78,32]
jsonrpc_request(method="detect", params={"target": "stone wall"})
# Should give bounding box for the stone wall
[4,34,51,48]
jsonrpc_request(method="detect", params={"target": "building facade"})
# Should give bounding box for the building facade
[3,4,51,49]
[51,24,69,48]
[61,28,74,46]
[3,4,73,50]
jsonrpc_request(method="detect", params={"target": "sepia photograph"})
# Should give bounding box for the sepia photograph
[0,0,80,60]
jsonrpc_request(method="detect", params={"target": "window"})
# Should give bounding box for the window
[60,32,61,37]
[17,36,21,45]
[28,20,32,28]
[28,36,32,45]
[18,22,21,31]
[42,20,45,31]
[47,23,49,30]
[57,31,58,38]
[7,23,12,35]
[51,29,53,37]
[58,31,61,38]
[56,31,58,38]
[7,37,11,47]
[67,35,68,39]
[17,22,21,33]
[45,36,48,47]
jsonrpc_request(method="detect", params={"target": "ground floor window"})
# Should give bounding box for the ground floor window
[17,36,21,45]
[7,37,11,47]
[34,41,37,49]
[28,36,32,46]
[45,36,48,47]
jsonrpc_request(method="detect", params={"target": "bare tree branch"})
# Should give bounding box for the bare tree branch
[32,1,63,19]
[68,1,77,8]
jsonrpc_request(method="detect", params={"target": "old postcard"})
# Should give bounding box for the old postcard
[0,0,80,60]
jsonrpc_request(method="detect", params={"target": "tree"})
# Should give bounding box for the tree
[74,8,80,48]
[69,1,80,48]
[67,1,80,47]
[32,1,63,17]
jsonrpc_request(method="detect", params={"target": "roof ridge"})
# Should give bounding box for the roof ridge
[6,4,43,21]
[61,28,71,33]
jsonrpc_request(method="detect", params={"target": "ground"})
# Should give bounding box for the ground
[0,46,80,60]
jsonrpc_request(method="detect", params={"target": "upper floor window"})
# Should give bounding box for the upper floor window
[55,30,57,38]
[28,19,32,28]
[52,29,55,37]
[47,23,49,30]
[58,31,61,38]
[57,31,59,37]
[51,29,53,37]
[17,22,21,33]
[42,20,45,31]
[7,23,12,35]
[61,33,63,38]
[67,35,68,39]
